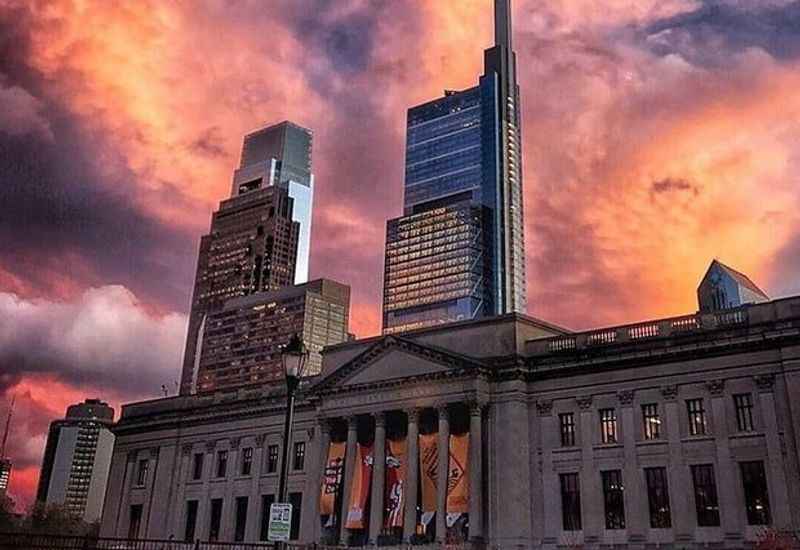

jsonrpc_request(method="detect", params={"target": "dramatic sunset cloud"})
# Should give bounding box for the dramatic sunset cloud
[1,0,800,509]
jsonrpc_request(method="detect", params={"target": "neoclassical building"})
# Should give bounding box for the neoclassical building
[101,294,800,548]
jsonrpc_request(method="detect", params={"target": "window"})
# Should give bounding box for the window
[267,445,279,473]
[289,492,303,540]
[687,398,707,436]
[601,470,625,529]
[184,500,198,542]
[645,467,671,528]
[234,496,249,542]
[691,464,720,526]
[128,504,143,539]
[293,441,306,471]
[740,461,771,525]
[559,473,582,530]
[136,459,149,486]
[642,403,661,440]
[734,393,754,432]
[260,494,276,541]
[208,498,223,542]
[559,413,576,447]
[192,453,204,480]
[241,447,254,476]
[599,408,617,444]
[216,450,228,478]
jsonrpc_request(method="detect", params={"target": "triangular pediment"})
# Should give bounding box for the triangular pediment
[313,336,485,392]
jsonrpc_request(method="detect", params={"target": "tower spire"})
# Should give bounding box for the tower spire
[495,0,512,49]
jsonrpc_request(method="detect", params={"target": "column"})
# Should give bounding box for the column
[662,387,692,544]
[619,391,645,545]
[708,380,741,544]
[340,416,358,544]
[755,375,792,529]
[577,396,600,546]
[436,404,450,542]
[404,408,420,541]
[468,402,484,542]
[170,445,192,538]
[369,412,387,543]
[246,435,265,541]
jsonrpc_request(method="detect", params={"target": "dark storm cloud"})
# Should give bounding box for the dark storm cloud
[0,10,197,312]
[651,177,698,195]
[644,1,800,65]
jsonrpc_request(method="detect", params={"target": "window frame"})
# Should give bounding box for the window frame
[559,413,576,447]
[733,393,755,432]
[559,472,582,531]
[644,467,672,528]
[740,460,771,525]
[241,447,254,476]
[192,453,204,481]
[601,469,626,530]
[599,408,618,444]
[216,450,228,479]
[691,464,720,527]
[267,444,279,474]
[293,441,306,471]
[686,398,708,436]
[641,403,661,440]
[135,459,149,487]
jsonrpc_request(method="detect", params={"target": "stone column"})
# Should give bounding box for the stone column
[246,435,266,541]
[662,386,692,545]
[340,416,358,544]
[170,445,192,538]
[468,402,484,541]
[310,420,331,543]
[537,400,559,547]
[707,379,741,544]
[404,408,420,541]
[436,404,450,542]
[369,412,387,543]
[755,374,792,530]
[619,391,645,545]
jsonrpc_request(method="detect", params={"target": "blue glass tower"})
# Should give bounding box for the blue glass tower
[383,0,527,334]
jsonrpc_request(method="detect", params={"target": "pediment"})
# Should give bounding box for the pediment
[313,336,485,392]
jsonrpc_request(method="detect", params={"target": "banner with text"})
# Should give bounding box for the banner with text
[345,443,373,529]
[320,441,346,517]
[447,433,469,513]
[419,433,438,513]
[384,438,407,528]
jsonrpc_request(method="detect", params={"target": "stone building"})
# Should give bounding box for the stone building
[101,294,800,548]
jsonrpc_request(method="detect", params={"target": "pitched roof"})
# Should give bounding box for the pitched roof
[710,259,769,299]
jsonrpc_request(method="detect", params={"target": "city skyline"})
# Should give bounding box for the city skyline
[2,0,800,513]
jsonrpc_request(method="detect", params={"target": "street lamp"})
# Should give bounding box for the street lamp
[277,333,309,516]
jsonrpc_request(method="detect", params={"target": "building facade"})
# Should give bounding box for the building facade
[0,458,10,497]
[382,0,526,334]
[195,278,351,391]
[102,295,800,548]
[37,399,115,523]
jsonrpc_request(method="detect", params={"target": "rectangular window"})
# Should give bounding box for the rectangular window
[135,459,149,486]
[293,441,306,471]
[601,470,625,529]
[687,398,707,436]
[734,394,755,432]
[241,447,254,476]
[208,498,223,542]
[184,500,198,542]
[234,496,248,542]
[260,494,276,541]
[599,408,618,444]
[216,450,228,478]
[645,467,672,528]
[691,464,720,526]
[559,473,582,531]
[740,461,771,525]
[128,504,143,539]
[642,403,661,440]
[267,445,279,473]
[192,453,204,480]
[559,413,576,447]
[289,492,303,540]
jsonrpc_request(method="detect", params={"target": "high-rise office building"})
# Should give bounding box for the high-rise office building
[36,399,115,522]
[383,0,526,334]
[194,279,350,392]
[180,125,311,394]
[0,459,10,497]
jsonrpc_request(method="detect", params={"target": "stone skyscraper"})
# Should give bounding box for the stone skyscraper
[179,122,313,394]
[382,0,526,334]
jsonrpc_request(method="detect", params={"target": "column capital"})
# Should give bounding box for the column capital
[661,384,679,401]
[181,443,193,456]
[617,390,635,407]
[436,402,450,417]
[535,399,553,417]
[205,440,217,452]
[318,419,332,435]
[705,379,725,397]
[346,415,359,430]
[229,437,241,451]
[406,407,421,423]
[576,395,593,410]
[754,374,775,393]
[469,400,486,417]
[255,434,267,447]
[373,412,387,428]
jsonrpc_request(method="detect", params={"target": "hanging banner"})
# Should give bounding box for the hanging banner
[419,434,438,513]
[320,441,346,517]
[447,433,469,513]
[345,443,373,529]
[384,438,407,528]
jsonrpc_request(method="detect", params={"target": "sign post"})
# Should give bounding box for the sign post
[268,502,293,543]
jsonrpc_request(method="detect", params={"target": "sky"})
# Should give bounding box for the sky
[1,0,800,512]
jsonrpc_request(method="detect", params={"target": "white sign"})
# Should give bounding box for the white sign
[268,502,293,542]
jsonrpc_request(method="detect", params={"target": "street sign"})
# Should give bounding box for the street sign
[268,502,293,542]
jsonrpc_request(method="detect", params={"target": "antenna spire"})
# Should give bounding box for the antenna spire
[0,395,15,459]
[495,0,512,49]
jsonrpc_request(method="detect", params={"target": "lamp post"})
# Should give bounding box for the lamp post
[276,333,308,544]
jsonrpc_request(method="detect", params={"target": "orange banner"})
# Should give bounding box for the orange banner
[447,433,469,513]
[384,438,407,528]
[419,434,438,513]
[320,441,346,517]
[345,443,373,529]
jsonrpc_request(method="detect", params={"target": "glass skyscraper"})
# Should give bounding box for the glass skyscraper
[383,0,527,334]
